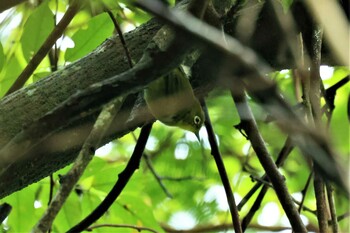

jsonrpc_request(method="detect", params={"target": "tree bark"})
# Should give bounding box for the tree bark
[0,19,161,198]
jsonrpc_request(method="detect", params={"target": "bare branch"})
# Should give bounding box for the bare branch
[33,98,123,232]
[67,123,153,232]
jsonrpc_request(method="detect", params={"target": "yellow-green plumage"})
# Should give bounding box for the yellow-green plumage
[144,67,204,135]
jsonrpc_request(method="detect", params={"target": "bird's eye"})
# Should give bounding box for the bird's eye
[194,116,201,125]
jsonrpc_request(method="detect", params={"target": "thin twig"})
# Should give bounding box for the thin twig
[143,153,173,198]
[86,223,159,233]
[201,100,242,233]
[66,123,153,233]
[322,76,350,124]
[131,132,173,198]
[5,0,80,95]
[336,212,350,222]
[32,98,123,232]
[161,222,319,233]
[160,176,204,181]
[241,185,269,232]
[105,9,133,68]
[298,171,313,213]
[293,198,317,215]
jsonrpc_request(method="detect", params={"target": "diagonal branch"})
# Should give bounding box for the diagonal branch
[32,98,124,232]
[201,100,242,233]
[67,123,153,232]
[231,83,307,233]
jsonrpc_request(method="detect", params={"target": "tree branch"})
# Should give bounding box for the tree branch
[32,98,123,232]
[231,84,307,232]
[202,100,242,233]
[86,223,159,233]
[67,123,153,232]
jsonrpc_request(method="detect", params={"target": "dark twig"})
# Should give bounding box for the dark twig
[160,176,204,181]
[67,123,153,233]
[336,212,350,222]
[143,153,173,198]
[86,223,159,233]
[241,185,269,232]
[322,75,350,124]
[249,175,273,188]
[0,203,11,223]
[105,9,133,68]
[293,198,317,215]
[48,175,55,206]
[5,0,80,95]
[298,171,313,213]
[237,137,294,210]
[130,132,173,198]
[201,100,242,233]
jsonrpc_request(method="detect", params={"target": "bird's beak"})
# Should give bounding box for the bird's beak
[195,132,200,142]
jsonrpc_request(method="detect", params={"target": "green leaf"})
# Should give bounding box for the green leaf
[0,42,5,71]
[281,0,293,12]
[20,1,54,62]
[65,13,114,62]
[0,55,22,97]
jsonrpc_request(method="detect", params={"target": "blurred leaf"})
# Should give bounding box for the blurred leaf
[54,190,83,232]
[32,71,52,82]
[2,185,37,232]
[0,42,5,71]
[65,13,114,62]
[0,55,22,97]
[20,1,54,62]
[281,0,294,12]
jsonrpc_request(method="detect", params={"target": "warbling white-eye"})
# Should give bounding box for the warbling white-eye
[144,67,204,139]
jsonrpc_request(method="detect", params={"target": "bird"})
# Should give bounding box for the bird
[144,67,204,139]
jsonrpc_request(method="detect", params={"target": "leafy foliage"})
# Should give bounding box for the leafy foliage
[0,0,349,232]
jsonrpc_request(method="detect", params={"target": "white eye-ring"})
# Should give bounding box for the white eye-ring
[194,116,201,125]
